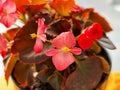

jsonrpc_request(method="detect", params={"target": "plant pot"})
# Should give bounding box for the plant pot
[11,46,111,90]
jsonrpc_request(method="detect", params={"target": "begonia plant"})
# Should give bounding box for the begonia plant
[0,0,116,90]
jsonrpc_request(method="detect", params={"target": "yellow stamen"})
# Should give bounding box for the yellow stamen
[30,33,37,39]
[62,46,70,52]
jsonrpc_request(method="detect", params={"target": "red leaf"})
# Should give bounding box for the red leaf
[50,0,75,16]
[79,8,94,20]
[23,4,45,16]
[64,56,103,90]
[90,12,112,32]
[11,17,38,53]
[4,54,18,83]
[6,28,19,40]
[13,61,33,87]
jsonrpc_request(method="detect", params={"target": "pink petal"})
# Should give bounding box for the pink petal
[39,34,46,42]
[71,47,82,55]
[52,32,76,48]
[46,48,60,56]
[0,34,7,53]
[1,0,6,3]
[52,52,75,71]
[0,12,19,27]
[37,18,49,35]
[34,37,43,53]
[3,0,17,13]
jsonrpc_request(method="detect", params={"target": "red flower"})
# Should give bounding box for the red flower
[78,34,93,50]
[0,0,19,27]
[0,33,7,58]
[33,18,50,53]
[85,23,103,40]
[46,32,81,71]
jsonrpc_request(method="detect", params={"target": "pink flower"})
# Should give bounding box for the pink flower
[33,18,49,53]
[0,0,19,28]
[46,32,82,71]
[0,33,7,58]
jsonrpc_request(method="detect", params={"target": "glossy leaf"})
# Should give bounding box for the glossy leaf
[99,56,110,73]
[46,19,71,37]
[13,0,30,12]
[19,42,52,63]
[92,42,101,54]
[48,72,63,90]
[11,13,52,63]
[36,62,54,83]
[6,28,19,40]
[24,4,45,16]
[11,18,37,53]
[89,12,112,32]
[50,0,75,16]
[4,54,18,83]
[98,36,116,50]
[11,12,52,53]
[79,8,94,20]
[64,56,103,90]
[13,61,33,87]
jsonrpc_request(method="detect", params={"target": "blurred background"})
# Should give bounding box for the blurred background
[0,0,120,77]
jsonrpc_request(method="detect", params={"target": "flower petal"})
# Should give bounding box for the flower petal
[3,0,17,13]
[39,34,46,42]
[0,34,7,54]
[37,18,49,35]
[71,47,82,55]
[85,23,103,40]
[46,48,60,56]
[52,32,76,48]
[0,13,19,27]
[78,34,93,50]
[34,37,43,53]
[52,52,75,71]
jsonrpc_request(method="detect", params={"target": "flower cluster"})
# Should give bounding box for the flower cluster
[0,0,116,89]
[78,23,103,50]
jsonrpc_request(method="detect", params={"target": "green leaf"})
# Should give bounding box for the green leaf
[4,54,18,83]
[98,36,116,50]
[63,56,103,90]
[89,12,112,32]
